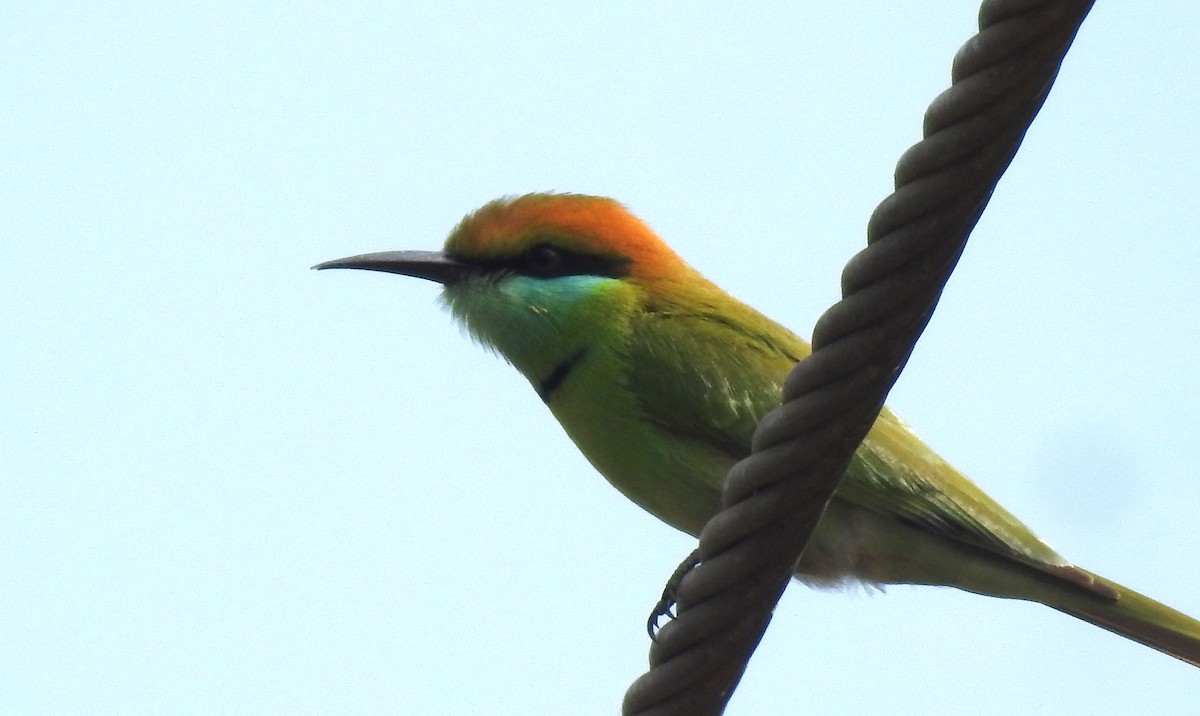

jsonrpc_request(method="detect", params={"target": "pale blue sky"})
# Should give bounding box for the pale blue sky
[4,3,1199,714]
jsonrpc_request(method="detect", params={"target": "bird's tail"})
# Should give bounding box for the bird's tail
[1042,568,1200,667]
[897,531,1200,668]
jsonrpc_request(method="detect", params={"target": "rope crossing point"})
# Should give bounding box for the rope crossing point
[622,1,1097,714]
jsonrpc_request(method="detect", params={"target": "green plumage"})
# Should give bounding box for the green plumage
[319,192,1200,667]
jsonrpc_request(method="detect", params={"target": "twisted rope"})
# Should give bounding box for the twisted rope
[623,1,1096,713]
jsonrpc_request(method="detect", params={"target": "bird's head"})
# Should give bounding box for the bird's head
[316,193,701,382]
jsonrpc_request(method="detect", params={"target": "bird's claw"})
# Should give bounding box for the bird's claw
[647,549,702,641]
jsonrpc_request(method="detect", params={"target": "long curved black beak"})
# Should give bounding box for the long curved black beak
[313,250,468,285]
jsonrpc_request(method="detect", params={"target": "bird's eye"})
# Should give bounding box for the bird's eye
[525,244,564,275]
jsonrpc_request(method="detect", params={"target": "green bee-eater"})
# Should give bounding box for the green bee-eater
[318,192,1200,666]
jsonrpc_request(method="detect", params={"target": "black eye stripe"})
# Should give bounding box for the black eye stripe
[522,244,630,278]
[453,243,631,280]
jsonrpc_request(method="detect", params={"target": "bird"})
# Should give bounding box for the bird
[316,192,1200,666]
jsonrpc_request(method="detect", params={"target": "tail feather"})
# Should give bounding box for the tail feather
[1048,570,1200,668]
[802,503,1200,666]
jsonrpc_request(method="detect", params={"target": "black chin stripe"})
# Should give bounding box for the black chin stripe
[537,346,589,404]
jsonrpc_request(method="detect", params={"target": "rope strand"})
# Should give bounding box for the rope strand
[623,2,1096,713]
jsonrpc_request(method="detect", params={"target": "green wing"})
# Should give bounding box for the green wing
[842,407,1066,566]
[627,302,805,473]
[627,301,1067,568]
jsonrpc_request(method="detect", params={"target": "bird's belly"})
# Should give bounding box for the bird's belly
[552,409,977,590]
[553,396,913,583]
[545,367,998,590]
